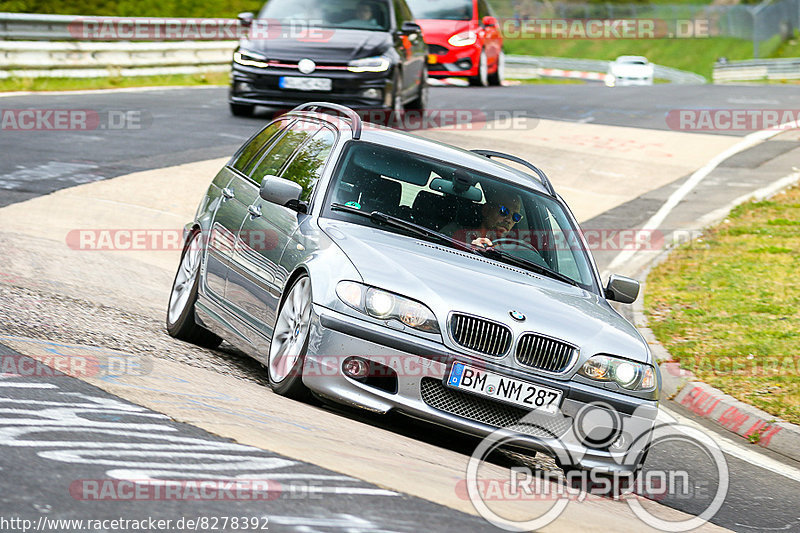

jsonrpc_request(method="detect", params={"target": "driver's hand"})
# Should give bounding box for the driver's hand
[472,237,494,248]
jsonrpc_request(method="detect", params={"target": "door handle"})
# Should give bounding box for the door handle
[248,204,262,218]
[222,187,235,200]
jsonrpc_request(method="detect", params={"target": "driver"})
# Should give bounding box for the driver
[469,190,523,248]
[441,188,523,248]
[344,1,380,28]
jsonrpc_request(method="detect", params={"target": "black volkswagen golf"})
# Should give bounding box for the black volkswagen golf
[229,0,429,116]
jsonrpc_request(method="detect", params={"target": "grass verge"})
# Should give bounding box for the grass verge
[0,71,229,92]
[645,185,800,425]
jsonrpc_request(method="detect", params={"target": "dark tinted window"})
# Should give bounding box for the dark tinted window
[259,0,391,31]
[477,0,489,19]
[404,0,473,20]
[281,127,336,202]
[230,120,289,173]
[249,122,321,186]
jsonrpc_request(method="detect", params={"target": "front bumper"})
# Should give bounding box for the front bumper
[305,305,658,473]
[427,42,480,77]
[230,63,395,109]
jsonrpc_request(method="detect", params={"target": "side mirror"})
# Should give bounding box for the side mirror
[259,175,307,213]
[401,21,422,34]
[482,15,498,27]
[238,12,254,27]
[605,274,639,304]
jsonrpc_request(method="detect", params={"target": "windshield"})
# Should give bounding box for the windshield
[259,0,391,31]
[324,142,598,291]
[404,0,473,20]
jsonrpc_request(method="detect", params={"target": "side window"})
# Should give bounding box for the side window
[230,120,289,173]
[393,0,410,25]
[281,127,336,202]
[249,122,321,186]
[477,0,488,20]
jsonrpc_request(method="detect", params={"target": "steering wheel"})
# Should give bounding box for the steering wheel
[491,237,539,253]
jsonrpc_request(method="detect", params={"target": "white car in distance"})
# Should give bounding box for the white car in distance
[606,55,654,87]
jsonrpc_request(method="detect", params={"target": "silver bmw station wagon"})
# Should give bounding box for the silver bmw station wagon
[167,103,661,475]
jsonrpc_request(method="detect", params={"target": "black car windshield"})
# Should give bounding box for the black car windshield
[259,0,391,31]
[324,142,598,292]
[404,0,473,20]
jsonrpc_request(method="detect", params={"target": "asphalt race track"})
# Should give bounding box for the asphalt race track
[1,83,800,532]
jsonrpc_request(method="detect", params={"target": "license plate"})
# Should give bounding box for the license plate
[279,76,332,91]
[446,362,563,414]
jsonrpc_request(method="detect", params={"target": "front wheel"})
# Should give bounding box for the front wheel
[267,276,313,400]
[406,68,429,111]
[488,51,505,86]
[469,50,489,87]
[166,230,222,348]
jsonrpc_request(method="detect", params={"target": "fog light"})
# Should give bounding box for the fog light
[457,59,472,70]
[236,82,253,93]
[343,357,370,379]
[360,88,383,100]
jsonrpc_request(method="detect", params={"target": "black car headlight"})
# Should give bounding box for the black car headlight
[234,50,269,68]
[347,55,392,73]
[578,355,656,391]
[336,281,439,333]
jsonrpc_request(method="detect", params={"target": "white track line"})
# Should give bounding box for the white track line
[0,85,221,98]
[658,405,800,484]
[604,121,799,275]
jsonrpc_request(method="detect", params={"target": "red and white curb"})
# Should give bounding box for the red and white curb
[537,68,606,81]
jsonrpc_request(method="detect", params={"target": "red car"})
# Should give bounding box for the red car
[405,0,504,86]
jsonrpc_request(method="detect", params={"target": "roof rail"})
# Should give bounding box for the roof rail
[470,149,556,197]
[290,102,362,140]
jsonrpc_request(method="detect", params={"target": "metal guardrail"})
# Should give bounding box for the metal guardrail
[506,55,707,84]
[0,41,236,79]
[713,58,800,82]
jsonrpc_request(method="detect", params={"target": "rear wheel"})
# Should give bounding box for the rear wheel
[267,276,313,400]
[166,230,222,348]
[230,103,255,117]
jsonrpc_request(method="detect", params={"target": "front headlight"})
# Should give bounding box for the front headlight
[448,31,477,47]
[336,281,439,333]
[234,50,268,68]
[347,56,392,73]
[578,355,656,391]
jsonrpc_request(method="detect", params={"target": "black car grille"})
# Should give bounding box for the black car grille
[516,333,578,373]
[420,378,571,439]
[428,44,449,55]
[450,313,512,356]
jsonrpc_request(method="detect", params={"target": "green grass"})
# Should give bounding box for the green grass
[645,186,800,425]
[504,36,756,79]
[0,71,229,92]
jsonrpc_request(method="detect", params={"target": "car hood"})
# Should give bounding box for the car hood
[416,19,473,39]
[240,29,391,62]
[321,219,649,362]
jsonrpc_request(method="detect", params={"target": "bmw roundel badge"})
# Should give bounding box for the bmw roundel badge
[509,310,525,322]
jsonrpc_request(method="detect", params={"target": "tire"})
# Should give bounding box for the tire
[230,103,255,117]
[267,276,313,400]
[406,67,429,111]
[488,51,505,86]
[166,230,222,349]
[468,50,489,87]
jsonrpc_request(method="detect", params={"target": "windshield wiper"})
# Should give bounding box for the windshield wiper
[330,203,480,255]
[479,247,581,288]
